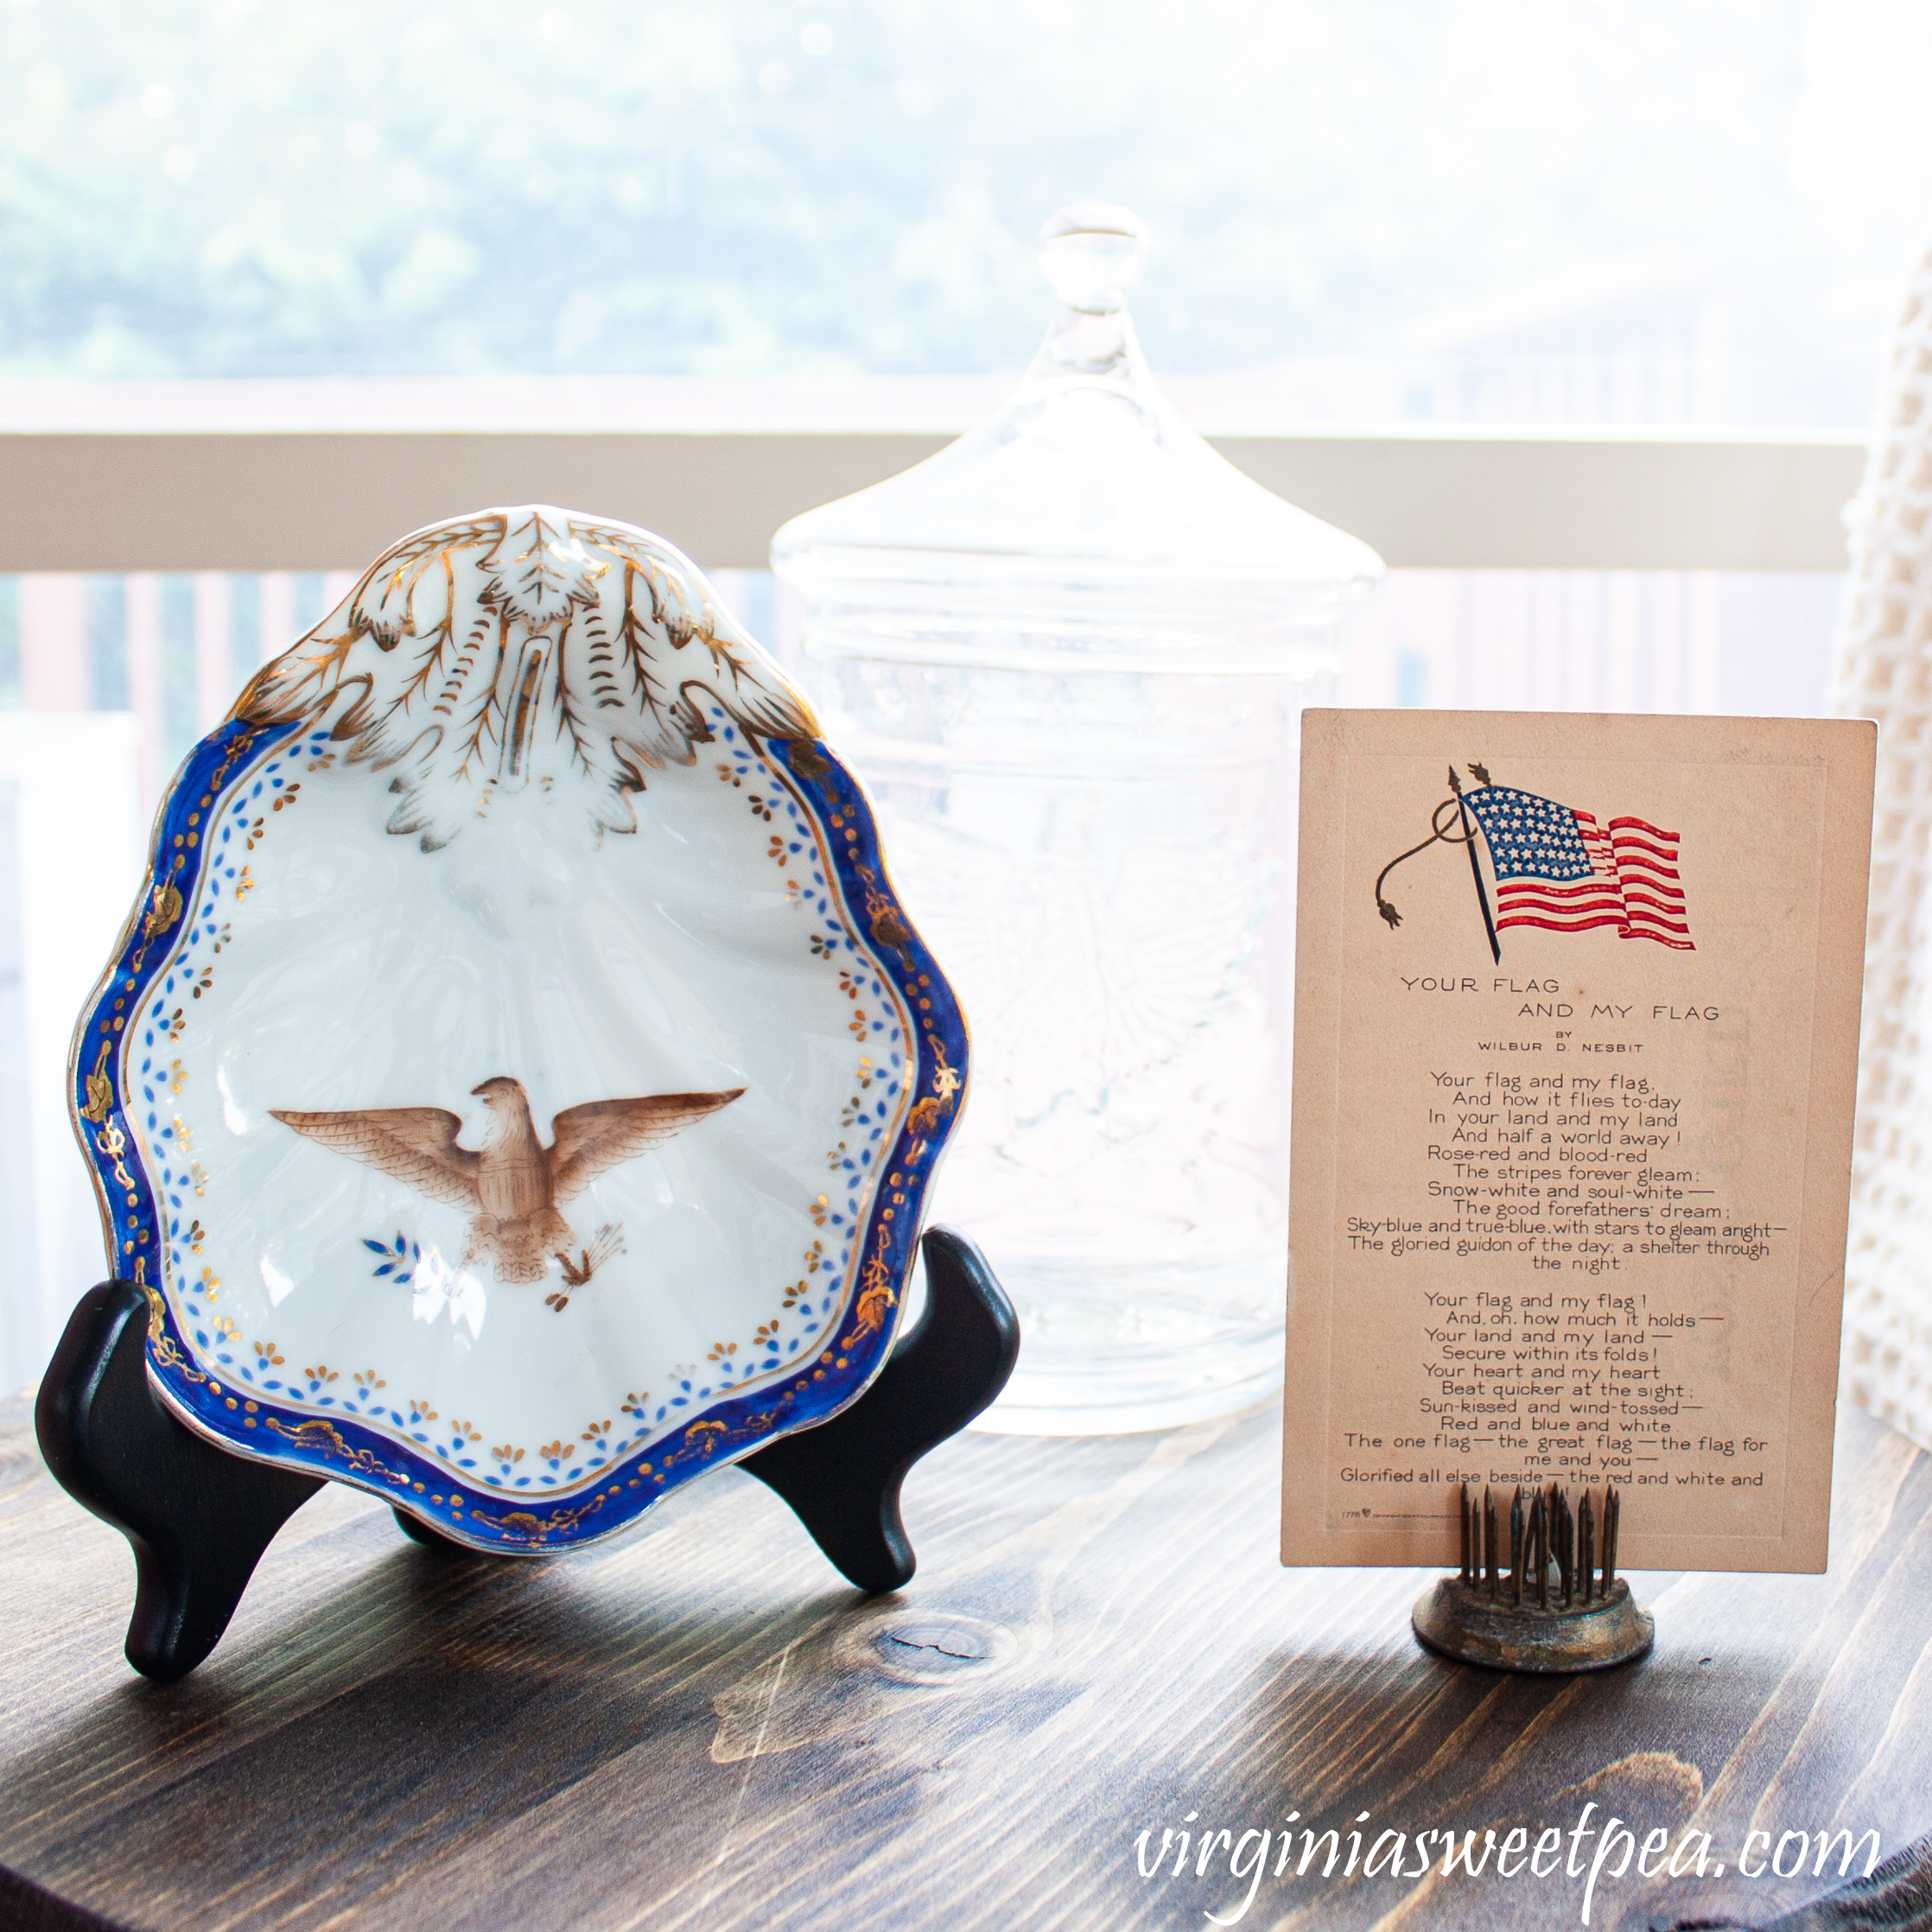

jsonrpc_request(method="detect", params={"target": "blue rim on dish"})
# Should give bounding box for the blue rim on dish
[69,510,969,1552]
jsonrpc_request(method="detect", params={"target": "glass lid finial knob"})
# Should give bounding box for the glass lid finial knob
[1038,202,1149,314]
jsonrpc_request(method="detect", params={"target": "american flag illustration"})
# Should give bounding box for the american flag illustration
[1460,785,1693,951]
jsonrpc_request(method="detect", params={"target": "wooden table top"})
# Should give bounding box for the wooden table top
[1,1388,1927,1932]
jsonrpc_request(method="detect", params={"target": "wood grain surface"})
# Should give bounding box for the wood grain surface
[0,1388,1925,1931]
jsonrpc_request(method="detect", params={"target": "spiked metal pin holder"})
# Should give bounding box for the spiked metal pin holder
[1412,1482,1653,1674]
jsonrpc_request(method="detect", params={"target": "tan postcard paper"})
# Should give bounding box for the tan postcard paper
[1283,710,1874,1573]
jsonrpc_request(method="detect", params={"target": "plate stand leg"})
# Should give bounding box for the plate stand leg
[35,1281,323,1682]
[36,1225,1019,1675]
[740,1224,1020,1593]
[397,1226,1021,1583]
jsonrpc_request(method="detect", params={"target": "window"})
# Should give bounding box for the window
[0,0,1921,423]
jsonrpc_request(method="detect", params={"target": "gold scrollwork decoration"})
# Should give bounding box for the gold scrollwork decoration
[95,1123,136,1191]
[79,1041,114,1124]
[469,1490,613,1544]
[843,1239,898,1349]
[265,1417,411,1487]
[143,880,183,938]
[150,1332,209,1386]
[854,864,913,959]
[906,1043,961,1139]
[784,738,831,783]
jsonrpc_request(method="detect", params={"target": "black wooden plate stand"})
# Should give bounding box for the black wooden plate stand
[35,1225,1019,1681]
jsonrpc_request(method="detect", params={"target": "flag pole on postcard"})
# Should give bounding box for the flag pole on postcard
[1370,763,1503,962]
[1448,766,1502,964]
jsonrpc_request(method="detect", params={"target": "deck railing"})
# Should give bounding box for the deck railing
[0,377,1867,574]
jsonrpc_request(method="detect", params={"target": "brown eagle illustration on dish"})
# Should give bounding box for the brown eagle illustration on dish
[270,1077,741,1307]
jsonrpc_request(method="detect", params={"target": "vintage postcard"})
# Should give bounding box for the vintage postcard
[1283,710,1875,1573]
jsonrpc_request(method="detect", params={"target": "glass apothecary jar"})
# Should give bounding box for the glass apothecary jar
[772,206,1383,1433]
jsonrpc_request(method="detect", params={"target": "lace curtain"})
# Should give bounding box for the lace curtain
[1832,244,1932,1449]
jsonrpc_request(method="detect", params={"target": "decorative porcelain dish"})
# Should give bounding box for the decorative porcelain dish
[71,507,968,1552]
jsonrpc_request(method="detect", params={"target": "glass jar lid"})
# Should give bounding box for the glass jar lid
[772,202,1386,597]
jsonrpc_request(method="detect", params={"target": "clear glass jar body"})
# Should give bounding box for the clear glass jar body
[795,556,1348,1432]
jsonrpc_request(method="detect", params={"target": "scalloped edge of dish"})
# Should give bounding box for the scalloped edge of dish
[73,717,970,1554]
